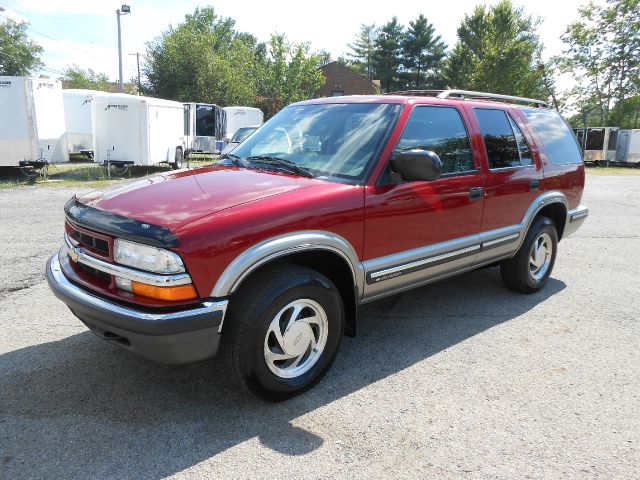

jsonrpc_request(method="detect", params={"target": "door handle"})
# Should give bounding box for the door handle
[469,187,484,201]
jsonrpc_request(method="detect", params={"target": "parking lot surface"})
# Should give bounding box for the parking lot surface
[1,174,638,479]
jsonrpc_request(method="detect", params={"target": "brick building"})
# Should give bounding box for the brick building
[314,61,380,98]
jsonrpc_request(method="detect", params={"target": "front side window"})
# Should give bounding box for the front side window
[475,108,520,169]
[231,102,401,183]
[523,108,583,164]
[396,105,474,174]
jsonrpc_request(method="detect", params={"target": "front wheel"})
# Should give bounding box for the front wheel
[221,265,344,401]
[500,216,558,293]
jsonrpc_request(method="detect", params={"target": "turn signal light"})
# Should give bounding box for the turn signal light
[131,281,198,301]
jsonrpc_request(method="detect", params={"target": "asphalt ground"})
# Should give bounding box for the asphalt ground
[0,174,638,479]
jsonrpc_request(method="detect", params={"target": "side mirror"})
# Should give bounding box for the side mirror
[391,149,442,182]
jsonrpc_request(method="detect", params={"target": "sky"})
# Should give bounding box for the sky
[0,0,605,90]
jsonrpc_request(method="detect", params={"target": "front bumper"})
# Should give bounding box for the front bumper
[46,252,228,364]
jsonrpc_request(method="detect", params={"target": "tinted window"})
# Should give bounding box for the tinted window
[396,106,473,174]
[523,108,583,164]
[475,108,520,169]
[585,129,605,150]
[508,115,533,166]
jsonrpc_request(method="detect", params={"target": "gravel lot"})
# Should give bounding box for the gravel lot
[1,175,638,479]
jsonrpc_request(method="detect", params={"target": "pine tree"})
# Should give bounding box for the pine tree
[374,17,404,93]
[347,23,378,79]
[401,14,446,89]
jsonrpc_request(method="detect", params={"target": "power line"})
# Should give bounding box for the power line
[2,8,139,76]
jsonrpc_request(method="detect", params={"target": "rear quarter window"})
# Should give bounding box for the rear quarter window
[522,108,583,165]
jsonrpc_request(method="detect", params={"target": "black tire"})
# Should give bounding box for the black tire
[172,147,184,170]
[221,264,344,401]
[500,216,558,294]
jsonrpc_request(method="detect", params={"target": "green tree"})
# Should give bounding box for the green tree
[374,17,404,93]
[260,34,324,117]
[557,0,640,126]
[444,0,547,99]
[347,23,378,79]
[316,49,332,67]
[0,18,43,76]
[62,65,111,91]
[143,7,261,106]
[402,14,447,88]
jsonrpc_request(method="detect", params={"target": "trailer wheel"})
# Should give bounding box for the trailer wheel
[172,147,184,170]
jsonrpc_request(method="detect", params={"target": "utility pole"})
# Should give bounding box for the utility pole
[129,52,141,93]
[116,5,131,93]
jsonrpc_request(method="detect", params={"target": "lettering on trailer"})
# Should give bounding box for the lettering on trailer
[82,98,94,105]
[0,80,11,88]
[104,104,128,111]
[37,82,54,89]
[234,111,246,115]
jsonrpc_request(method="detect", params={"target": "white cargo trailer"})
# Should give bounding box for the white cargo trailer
[0,76,69,167]
[63,89,99,157]
[183,102,226,155]
[222,106,264,141]
[92,93,185,169]
[584,127,618,164]
[615,129,640,164]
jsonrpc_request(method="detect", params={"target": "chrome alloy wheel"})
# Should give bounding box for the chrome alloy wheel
[263,299,329,379]
[529,232,553,281]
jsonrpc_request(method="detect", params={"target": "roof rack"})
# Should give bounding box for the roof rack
[384,89,549,108]
[437,89,549,108]
[384,90,444,97]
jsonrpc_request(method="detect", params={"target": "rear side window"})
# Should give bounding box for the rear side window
[522,108,583,164]
[508,115,533,166]
[474,108,521,169]
[396,106,474,174]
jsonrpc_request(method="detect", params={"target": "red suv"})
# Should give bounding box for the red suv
[47,90,588,400]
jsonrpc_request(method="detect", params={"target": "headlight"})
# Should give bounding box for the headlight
[114,238,185,274]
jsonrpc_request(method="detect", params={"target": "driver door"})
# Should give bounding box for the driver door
[362,104,485,300]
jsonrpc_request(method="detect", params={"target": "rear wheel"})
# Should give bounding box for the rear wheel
[221,265,344,401]
[500,216,558,293]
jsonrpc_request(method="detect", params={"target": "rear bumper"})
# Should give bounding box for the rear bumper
[564,205,589,239]
[46,252,228,364]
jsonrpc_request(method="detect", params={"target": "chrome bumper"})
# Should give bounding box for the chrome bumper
[564,205,589,239]
[46,251,229,363]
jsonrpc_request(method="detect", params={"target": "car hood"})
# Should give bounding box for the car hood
[78,165,323,230]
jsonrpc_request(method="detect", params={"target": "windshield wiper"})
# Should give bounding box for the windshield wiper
[221,153,248,168]
[246,155,315,178]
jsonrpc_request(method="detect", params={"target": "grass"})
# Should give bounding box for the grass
[585,164,640,176]
[0,157,219,189]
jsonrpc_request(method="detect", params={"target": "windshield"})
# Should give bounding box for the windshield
[231,103,401,182]
[232,127,257,143]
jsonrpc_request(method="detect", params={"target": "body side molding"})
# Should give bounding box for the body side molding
[209,231,364,298]
[360,190,569,300]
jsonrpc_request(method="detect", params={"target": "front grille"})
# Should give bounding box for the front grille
[70,227,109,256]
[79,263,111,282]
